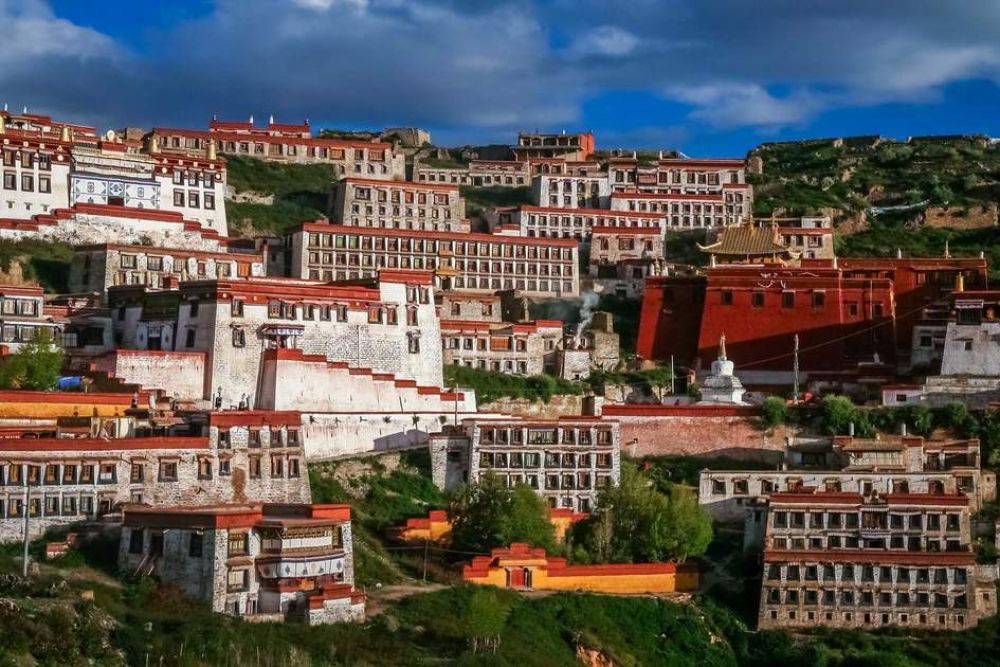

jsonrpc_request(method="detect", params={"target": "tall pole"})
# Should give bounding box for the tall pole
[21,482,30,577]
[669,355,675,396]
[792,334,800,405]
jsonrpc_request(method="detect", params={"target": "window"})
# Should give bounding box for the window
[130,463,144,483]
[205,194,215,210]
[249,456,261,479]
[232,328,246,347]
[185,329,196,348]
[128,529,144,554]
[228,532,248,556]
[751,292,764,308]
[813,291,825,307]
[231,299,244,317]
[227,568,248,592]
[782,292,795,308]
[270,456,284,478]
[189,532,204,558]
[721,290,733,305]
[198,458,212,480]
[159,461,178,482]
[173,190,184,206]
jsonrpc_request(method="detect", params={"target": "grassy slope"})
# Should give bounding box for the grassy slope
[224,156,335,235]
[751,136,1000,218]
[0,239,74,292]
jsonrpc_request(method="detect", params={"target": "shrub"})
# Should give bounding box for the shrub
[760,397,789,428]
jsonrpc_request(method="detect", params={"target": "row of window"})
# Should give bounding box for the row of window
[117,254,242,275]
[610,169,739,185]
[0,494,97,518]
[449,358,532,374]
[476,470,612,492]
[351,186,452,206]
[2,172,52,193]
[772,509,963,531]
[524,214,661,229]
[481,427,614,446]
[764,587,968,609]
[171,189,216,209]
[479,451,615,469]
[308,251,572,277]
[714,475,967,496]
[307,233,575,260]
[170,170,218,188]
[418,171,526,186]
[770,535,964,552]
[767,563,968,584]
[1,150,54,170]
[306,268,574,295]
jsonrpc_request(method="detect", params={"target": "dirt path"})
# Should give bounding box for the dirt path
[363,582,447,617]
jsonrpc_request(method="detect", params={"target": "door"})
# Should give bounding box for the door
[150,532,164,557]
[508,568,525,589]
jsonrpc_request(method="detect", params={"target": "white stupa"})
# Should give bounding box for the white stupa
[697,333,747,405]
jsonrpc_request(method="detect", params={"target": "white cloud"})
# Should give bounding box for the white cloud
[568,26,639,58]
[667,83,826,129]
[289,0,369,11]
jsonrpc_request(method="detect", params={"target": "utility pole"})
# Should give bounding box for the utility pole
[669,355,675,396]
[792,334,800,405]
[422,539,429,583]
[21,483,29,577]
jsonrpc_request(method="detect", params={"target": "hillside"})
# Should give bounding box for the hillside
[750,135,1000,219]
[4,450,1000,666]
[224,156,334,236]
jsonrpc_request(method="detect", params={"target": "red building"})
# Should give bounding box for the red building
[637,257,987,381]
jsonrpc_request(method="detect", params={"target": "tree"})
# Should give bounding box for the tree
[0,332,63,390]
[643,366,674,400]
[903,404,934,437]
[760,396,788,429]
[819,395,859,435]
[448,472,556,553]
[571,461,712,563]
[462,587,511,654]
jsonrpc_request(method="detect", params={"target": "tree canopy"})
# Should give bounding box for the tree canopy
[0,333,63,390]
[448,472,557,553]
[571,461,712,563]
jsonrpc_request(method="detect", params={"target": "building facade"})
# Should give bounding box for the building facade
[0,430,309,543]
[119,503,364,624]
[512,132,595,162]
[331,178,467,232]
[490,206,664,240]
[110,271,443,408]
[414,160,530,188]
[290,224,581,299]
[431,417,621,513]
[440,318,563,375]
[70,243,266,294]
[589,226,665,298]
[756,489,996,630]
[699,435,995,524]
[608,157,748,196]
[531,173,610,210]
[150,118,404,178]
[610,189,750,230]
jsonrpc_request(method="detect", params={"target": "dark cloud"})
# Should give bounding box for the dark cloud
[2,0,999,143]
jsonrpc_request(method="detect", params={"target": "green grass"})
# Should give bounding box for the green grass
[309,451,448,585]
[223,156,335,235]
[751,136,1000,218]
[0,239,73,292]
[461,186,533,220]
[227,200,325,235]
[443,364,587,404]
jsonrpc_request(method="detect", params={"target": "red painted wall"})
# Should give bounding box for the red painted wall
[636,275,705,365]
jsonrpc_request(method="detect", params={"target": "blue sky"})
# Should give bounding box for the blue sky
[5,0,1000,156]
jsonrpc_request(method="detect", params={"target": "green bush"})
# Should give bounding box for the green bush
[449,472,557,553]
[760,397,789,428]
[0,332,63,390]
[443,365,586,403]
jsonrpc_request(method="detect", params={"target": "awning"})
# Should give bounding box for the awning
[261,325,305,336]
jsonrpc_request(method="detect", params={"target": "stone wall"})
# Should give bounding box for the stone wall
[92,350,206,401]
[0,206,223,251]
[602,405,788,460]
[478,394,587,419]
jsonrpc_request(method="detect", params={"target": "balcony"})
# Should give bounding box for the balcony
[256,553,346,580]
